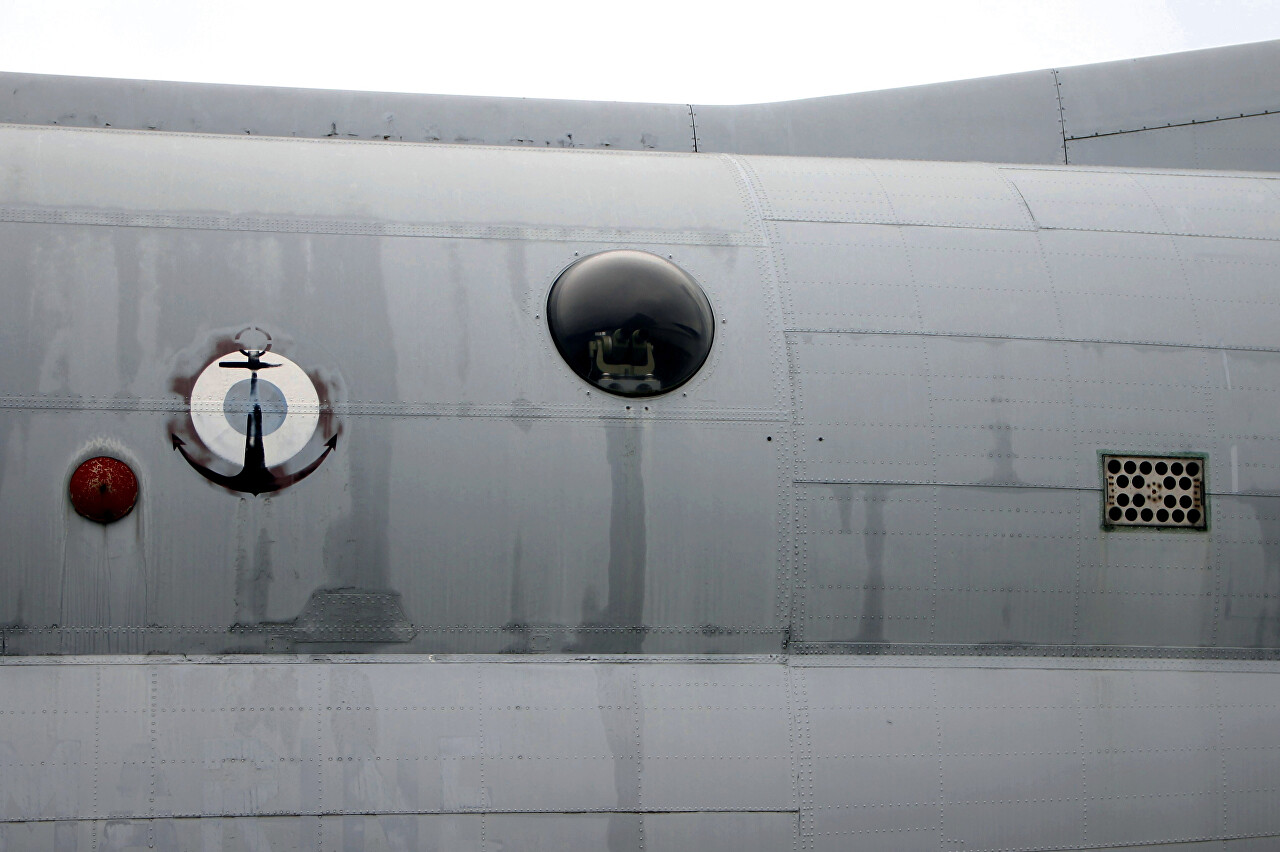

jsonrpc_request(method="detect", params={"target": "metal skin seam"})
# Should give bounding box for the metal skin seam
[1052,69,1070,165]
[1068,107,1280,140]
[719,153,800,652]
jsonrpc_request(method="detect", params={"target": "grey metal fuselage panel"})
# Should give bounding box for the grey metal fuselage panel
[3,37,1279,172]
[0,124,1278,850]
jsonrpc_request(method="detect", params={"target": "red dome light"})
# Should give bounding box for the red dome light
[69,456,139,523]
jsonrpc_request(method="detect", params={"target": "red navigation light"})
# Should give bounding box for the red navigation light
[69,456,139,523]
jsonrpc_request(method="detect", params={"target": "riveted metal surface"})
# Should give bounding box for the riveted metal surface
[1212,495,1280,651]
[764,168,1280,352]
[0,72,696,152]
[693,68,1066,164]
[1179,236,1280,351]
[1068,113,1280,173]
[799,658,1280,852]
[1,410,790,655]
[0,655,1278,850]
[0,231,781,417]
[787,332,1280,493]
[1004,167,1280,242]
[7,48,1280,850]
[0,126,797,657]
[0,141,1278,661]
[795,484,1083,646]
[1039,229,1205,346]
[6,39,1280,175]
[791,484,1280,650]
[0,125,758,241]
[632,665,794,812]
[0,659,798,829]
[771,222,1066,340]
[1054,40,1280,141]
[737,153,1280,659]
[742,157,1036,230]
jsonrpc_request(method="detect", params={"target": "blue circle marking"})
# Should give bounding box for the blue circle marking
[224,379,288,436]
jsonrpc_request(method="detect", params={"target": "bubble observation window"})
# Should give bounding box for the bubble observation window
[546,250,715,397]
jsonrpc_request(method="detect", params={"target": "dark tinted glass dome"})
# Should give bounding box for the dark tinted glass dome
[547,250,714,397]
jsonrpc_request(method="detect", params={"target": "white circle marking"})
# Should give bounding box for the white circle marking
[190,351,320,468]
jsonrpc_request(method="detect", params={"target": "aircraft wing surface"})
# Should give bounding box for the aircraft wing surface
[1,39,1278,170]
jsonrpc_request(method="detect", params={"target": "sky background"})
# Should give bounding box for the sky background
[1,0,1278,104]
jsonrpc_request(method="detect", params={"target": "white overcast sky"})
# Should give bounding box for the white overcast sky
[1,0,1278,104]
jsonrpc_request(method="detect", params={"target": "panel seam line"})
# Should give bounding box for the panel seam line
[1067,107,1280,140]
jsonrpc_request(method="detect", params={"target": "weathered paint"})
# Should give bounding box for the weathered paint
[0,128,1276,656]
[1,47,1280,849]
[4,39,1280,171]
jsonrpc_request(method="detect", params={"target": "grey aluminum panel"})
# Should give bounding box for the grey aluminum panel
[791,333,1079,487]
[770,212,1280,351]
[8,817,1275,852]
[0,411,788,655]
[0,659,796,822]
[374,237,782,413]
[0,226,783,414]
[1073,342,1280,498]
[693,69,1065,164]
[1138,172,1280,241]
[798,658,1280,852]
[3,656,1280,850]
[772,221,920,333]
[1003,167,1178,232]
[4,40,1278,173]
[1068,113,1280,172]
[1180,237,1280,351]
[796,485,1083,646]
[777,219,1020,331]
[1004,167,1280,241]
[1056,40,1280,140]
[790,332,1280,494]
[632,665,794,811]
[1062,338,1218,470]
[905,225,1061,338]
[1074,521,1218,648]
[1040,229,1205,345]
[0,125,755,243]
[931,668,1089,852]
[1084,842,1280,852]
[792,333,935,485]
[3,130,1280,660]
[1074,669,1222,846]
[772,221,1063,338]
[0,813,800,852]
[741,157,1035,229]
[1214,496,1280,650]
[0,71,695,152]
[641,812,798,851]
[0,128,795,656]
[391,419,786,653]
[794,486,1280,650]
[1220,671,1280,838]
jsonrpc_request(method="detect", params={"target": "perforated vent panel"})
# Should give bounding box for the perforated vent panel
[1103,454,1207,529]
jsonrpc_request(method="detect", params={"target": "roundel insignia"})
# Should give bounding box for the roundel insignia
[191,351,319,469]
[170,328,338,495]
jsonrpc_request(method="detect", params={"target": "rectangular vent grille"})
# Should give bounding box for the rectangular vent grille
[1102,454,1207,530]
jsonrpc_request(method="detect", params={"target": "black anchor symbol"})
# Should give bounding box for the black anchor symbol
[172,348,336,495]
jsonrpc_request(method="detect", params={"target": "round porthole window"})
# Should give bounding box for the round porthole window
[546,250,714,397]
